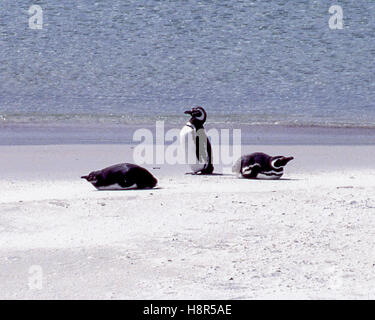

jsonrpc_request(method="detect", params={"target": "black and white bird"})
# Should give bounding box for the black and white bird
[81,163,158,190]
[180,106,214,174]
[232,152,294,179]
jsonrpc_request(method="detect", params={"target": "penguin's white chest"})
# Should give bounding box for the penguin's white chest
[180,123,207,172]
[179,124,195,142]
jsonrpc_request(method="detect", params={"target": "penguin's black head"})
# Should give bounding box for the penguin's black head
[184,106,207,127]
[81,172,98,183]
[270,156,294,169]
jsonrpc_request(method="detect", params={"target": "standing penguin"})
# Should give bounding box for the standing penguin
[232,152,294,179]
[180,106,214,174]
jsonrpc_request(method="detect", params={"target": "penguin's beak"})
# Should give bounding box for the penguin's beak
[284,156,294,163]
[81,175,89,180]
[184,109,193,115]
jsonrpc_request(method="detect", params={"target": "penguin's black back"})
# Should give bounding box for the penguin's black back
[241,152,272,170]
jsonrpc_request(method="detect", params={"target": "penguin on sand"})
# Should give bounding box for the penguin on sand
[232,152,294,179]
[180,106,214,175]
[81,163,158,190]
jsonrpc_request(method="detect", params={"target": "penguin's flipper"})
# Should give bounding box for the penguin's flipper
[118,179,137,189]
[241,163,261,179]
[248,168,260,179]
[206,138,214,173]
[194,131,214,175]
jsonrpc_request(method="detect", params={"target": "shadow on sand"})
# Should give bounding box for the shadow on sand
[95,186,163,191]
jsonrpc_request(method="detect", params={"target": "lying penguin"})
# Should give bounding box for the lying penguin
[232,152,294,179]
[81,163,158,190]
[180,106,214,174]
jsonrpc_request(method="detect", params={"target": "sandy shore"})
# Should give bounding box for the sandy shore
[0,144,375,299]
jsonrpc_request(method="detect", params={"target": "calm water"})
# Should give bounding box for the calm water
[0,0,374,127]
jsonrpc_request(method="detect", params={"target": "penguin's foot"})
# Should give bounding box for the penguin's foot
[184,171,207,175]
[199,164,214,175]
[185,164,214,175]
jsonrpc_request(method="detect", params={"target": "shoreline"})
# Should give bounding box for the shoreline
[1,122,375,146]
[1,144,375,179]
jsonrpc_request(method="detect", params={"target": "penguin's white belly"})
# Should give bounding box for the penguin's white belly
[256,171,283,180]
[180,124,206,172]
[96,183,137,190]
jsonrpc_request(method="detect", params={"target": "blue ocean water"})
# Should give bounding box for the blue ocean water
[0,0,374,127]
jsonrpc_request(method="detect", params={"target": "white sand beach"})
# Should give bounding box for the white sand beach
[0,144,375,299]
